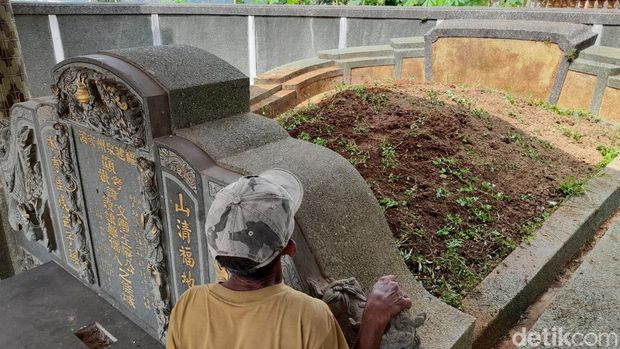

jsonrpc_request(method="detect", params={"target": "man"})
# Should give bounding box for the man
[167,169,412,349]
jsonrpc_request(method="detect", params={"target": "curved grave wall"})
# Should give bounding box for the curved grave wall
[250,19,620,123]
[12,3,620,98]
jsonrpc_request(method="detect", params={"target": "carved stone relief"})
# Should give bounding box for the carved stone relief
[158,148,197,191]
[309,277,426,349]
[15,246,41,273]
[0,118,54,251]
[138,157,171,341]
[53,67,147,150]
[49,122,95,284]
[282,255,307,293]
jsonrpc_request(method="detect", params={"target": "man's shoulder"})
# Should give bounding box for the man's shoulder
[175,284,213,307]
[281,285,333,318]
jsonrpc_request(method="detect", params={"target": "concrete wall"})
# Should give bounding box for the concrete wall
[12,3,620,97]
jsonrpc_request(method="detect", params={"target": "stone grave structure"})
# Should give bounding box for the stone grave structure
[0,45,474,348]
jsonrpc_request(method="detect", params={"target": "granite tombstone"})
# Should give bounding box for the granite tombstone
[1,45,433,348]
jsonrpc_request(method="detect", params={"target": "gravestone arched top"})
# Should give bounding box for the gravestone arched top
[52,45,250,135]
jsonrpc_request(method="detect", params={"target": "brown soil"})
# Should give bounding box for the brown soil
[280,81,620,308]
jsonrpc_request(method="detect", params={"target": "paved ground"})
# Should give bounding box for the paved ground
[525,216,620,348]
[0,262,162,349]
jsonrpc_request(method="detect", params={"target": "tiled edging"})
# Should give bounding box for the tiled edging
[462,157,620,348]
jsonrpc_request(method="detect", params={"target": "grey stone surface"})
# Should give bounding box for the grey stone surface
[10,3,620,26]
[394,48,425,58]
[527,215,620,348]
[570,58,620,76]
[101,45,249,128]
[14,15,56,98]
[58,15,152,58]
[600,25,620,48]
[159,14,249,75]
[346,19,436,47]
[579,45,620,66]
[319,45,394,60]
[391,36,425,49]
[463,158,620,348]
[255,57,334,84]
[250,84,282,104]
[609,75,620,89]
[177,113,475,349]
[0,262,163,348]
[174,113,289,161]
[0,185,16,280]
[337,56,395,69]
[255,16,339,74]
[426,19,597,52]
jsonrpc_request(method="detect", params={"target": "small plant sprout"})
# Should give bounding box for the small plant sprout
[426,90,439,105]
[456,196,479,207]
[521,193,535,201]
[596,144,620,168]
[388,173,400,183]
[446,239,463,251]
[445,90,474,108]
[354,123,370,134]
[504,92,516,105]
[340,139,369,166]
[379,197,399,209]
[559,177,586,197]
[379,139,399,169]
[565,48,578,62]
[297,132,311,141]
[472,203,493,222]
[558,126,583,143]
[436,186,449,198]
[436,214,462,237]
[313,137,327,146]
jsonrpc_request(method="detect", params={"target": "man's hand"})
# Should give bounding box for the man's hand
[364,275,412,326]
[353,275,412,349]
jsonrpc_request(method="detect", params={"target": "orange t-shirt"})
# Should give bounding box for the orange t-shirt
[166,283,349,349]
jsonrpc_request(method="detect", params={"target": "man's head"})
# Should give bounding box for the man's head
[205,169,303,279]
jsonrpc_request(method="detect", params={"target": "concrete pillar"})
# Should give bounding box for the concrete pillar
[0,0,29,279]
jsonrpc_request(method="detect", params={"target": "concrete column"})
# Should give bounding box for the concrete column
[0,0,28,279]
[0,0,29,117]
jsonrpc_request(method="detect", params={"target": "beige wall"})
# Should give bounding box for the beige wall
[599,86,620,123]
[557,71,597,111]
[351,65,394,85]
[401,58,425,81]
[432,37,563,100]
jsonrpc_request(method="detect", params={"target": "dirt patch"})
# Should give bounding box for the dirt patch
[280,81,620,309]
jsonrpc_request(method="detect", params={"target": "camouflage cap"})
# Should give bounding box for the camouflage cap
[205,169,304,270]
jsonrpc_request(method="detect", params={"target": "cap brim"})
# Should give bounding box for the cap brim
[259,168,304,213]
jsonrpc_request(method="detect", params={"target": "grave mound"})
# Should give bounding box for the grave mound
[280,81,620,308]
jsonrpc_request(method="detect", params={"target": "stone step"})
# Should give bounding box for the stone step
[390,36,425,50]
[318,45,394,60]
[250,84,281,105]
[526,212,620,347]
[579,45,620,66]
[609,75,620,89]
[254,57,334,85]
[336,56,396,69]
[281,66,342,91]
[250,89,297,117]
[569,58,620,76]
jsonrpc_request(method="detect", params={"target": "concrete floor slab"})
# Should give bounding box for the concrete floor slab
[525,215,620,348]
[0,262,162,349]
